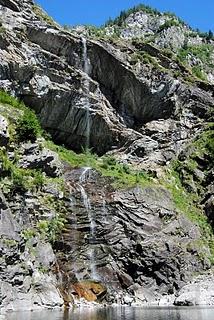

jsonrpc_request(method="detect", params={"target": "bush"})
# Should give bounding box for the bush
[104,4,160,27]
[177,44,213,81]
[0,90,25,109]
[37,215,66,242]
[158,19,180,33]
[16,108,42,142]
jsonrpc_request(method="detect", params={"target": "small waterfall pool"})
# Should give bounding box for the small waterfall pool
[6,306,214,320]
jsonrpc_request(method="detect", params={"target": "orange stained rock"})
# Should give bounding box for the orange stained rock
[73,280,107,302]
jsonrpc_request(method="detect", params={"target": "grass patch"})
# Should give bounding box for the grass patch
[163,126,214,264]
[164,166,214,264]
[0,90,25,109]
[32,4,56,26]
[0,26,6,34]
[0,148,45,192]
[177,44,214,81]
[45,140,152,188]
[37,215,67,243]
[21,215,66,243]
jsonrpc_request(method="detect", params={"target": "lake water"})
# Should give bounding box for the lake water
[5,306,214,320]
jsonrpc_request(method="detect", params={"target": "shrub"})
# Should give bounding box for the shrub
[37,215,66,242]
[104,4,160,28]
[0,26,6,34]
[0,90,25,109]
[16,108,42,142]
[191,66,206,81]
[177,44,213,81]
[158,19,180,33]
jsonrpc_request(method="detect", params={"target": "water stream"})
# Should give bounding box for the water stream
[78,167,98,280]
[82,37,91,150]
[102,194,108,224]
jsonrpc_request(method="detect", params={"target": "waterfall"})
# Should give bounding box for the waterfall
[82,37,91,75]
[68,192,81,280]
[82,37,91,150]
[78,167,98,280]
[102,195,108,224]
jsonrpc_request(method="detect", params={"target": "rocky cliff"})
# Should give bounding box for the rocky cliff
[0,0,213,313]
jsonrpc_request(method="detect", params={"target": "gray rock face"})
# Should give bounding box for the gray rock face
[0,191,20,240]
[54,168,211,305]
[0,0,213,156]
[18,142,62,177]
[0,190,63,313]
[0,0,213,312]
[0,0,21,12]
[175,274,214,306]
[0,115,9,147]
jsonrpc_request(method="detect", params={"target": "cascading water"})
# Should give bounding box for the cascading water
[82,37,91,150]
[79,40,99,279]
[102,194,108,224]
[78,167,99,280]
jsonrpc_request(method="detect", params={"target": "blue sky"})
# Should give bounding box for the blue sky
[36,0,213,32]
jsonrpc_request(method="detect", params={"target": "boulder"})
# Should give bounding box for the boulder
[0,115,9,147]
[18,143,62,177]
[72,280,107,302]
[174,275,214,306]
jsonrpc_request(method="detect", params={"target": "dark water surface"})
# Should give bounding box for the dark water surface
[6,307,214,320]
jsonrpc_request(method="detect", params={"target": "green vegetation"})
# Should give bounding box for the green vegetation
[158,19,181,33]
[104,4,161,27]
[32,4,56,26]
[37,215,66,242]
[45,140,151,188]
[0,90,25,109]
[21,229,37,241]
[16,108,42,142]
[164,125,214,264]
[0,26,6,34]
[130,50,162,70]
[165,165,214,264]
[194,29,214,41]
[0,148,45,193]
[0,90,42,142]
[21,215,66,243]
[164,12,186,26]
[87,25,121,40]
[177,44,214,81]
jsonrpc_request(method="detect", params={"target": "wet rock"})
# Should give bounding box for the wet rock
[72,280,107,302]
